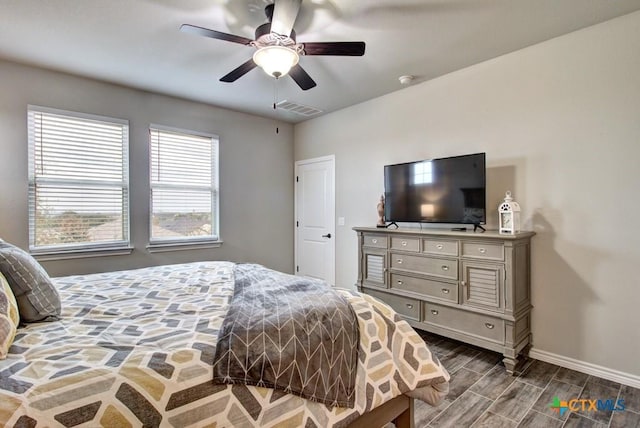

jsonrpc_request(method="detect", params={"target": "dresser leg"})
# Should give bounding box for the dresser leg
[503,355,518,375]
[521,343,532,358]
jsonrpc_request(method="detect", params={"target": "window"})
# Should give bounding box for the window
[27,106,130,253]
[149,126,219,244]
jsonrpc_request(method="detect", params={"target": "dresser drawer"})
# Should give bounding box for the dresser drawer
[391,236,420,252]
[391,253,458,280]
[423,239,459,256]
[366,289,420,321]
[462,242,504,261]
[423,303,504,343]
[363,234,388,249]
[390,273,457,303]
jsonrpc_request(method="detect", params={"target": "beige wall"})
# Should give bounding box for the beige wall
[0,60,294,276]
[295,12,640,376]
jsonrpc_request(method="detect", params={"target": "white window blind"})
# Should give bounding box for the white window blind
[27,106,130,252]
[149,127,219,242]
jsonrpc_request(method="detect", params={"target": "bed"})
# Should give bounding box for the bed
[0,260,449,427]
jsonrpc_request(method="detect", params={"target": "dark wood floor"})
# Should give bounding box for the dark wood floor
[410,330,640,428]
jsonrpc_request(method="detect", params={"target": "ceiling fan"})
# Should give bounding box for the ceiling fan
[180,0,366,90]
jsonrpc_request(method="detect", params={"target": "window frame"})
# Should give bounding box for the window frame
[147,124,221,251]
[27,105,132,259]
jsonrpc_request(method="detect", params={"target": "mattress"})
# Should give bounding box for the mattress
[0,261,449,427]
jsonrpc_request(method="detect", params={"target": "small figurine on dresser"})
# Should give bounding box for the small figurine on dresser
[376,194,385,227]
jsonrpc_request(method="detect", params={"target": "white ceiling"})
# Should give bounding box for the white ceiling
[1,0,639,123]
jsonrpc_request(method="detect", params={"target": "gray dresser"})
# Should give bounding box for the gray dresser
[354,227,535,374]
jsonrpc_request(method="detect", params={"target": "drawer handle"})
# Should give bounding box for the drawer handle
[485,323,495,329]
[479,247,486,253]
[461,281,466,287]
[372,239,378,244]
[430,309,439,315]
[441,265,449,271]
[397,280,403,285]
[397,258,403,264]
[401,240,407,246]
[406,303,413,309]
[436,244,444,250]
[441,288,450,294]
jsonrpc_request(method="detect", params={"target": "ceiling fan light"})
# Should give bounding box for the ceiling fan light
[253,46,299,78]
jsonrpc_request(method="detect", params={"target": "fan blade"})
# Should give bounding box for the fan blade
[180,24,253,45]
[220,59,258,82]
[301,41,366,56]
[271,0,302,37]
[289,64,316,90]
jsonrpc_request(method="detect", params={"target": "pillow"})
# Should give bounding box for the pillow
[0,241,61,322]
[0,272,20,359]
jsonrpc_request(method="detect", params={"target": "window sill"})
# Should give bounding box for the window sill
[31,246,134,261]
[147,240,223,253]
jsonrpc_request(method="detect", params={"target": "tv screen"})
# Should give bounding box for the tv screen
[384,153,486,225]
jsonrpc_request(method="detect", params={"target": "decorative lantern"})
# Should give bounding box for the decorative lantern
[498,191,521,235]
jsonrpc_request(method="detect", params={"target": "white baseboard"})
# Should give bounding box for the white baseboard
[529,347,640,389]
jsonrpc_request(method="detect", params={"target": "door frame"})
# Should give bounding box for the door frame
[294,155,336,285]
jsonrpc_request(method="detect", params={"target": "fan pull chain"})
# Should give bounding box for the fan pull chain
[273,77,279,134]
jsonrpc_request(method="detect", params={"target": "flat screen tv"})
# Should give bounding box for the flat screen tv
[384,152,486,226]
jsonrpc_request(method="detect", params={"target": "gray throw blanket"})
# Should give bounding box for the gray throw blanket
[212,264,359,408]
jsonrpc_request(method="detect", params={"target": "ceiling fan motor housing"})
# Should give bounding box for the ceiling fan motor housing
[255,22,297,48]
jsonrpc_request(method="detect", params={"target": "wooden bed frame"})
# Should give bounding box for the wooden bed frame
[348,395,414,428]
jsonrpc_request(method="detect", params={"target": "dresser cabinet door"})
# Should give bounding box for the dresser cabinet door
[461,261,504,312]
[363,248,387,288]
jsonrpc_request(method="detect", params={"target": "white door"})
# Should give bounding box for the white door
[295,156,335,285]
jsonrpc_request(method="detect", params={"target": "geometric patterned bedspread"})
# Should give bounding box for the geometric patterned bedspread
[0,261,449,427]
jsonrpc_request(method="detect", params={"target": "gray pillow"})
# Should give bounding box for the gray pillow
[0,241,61,322]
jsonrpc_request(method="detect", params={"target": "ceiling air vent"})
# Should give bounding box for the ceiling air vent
[275,100,323,117]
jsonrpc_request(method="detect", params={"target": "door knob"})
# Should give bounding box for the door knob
[322,233,332,238]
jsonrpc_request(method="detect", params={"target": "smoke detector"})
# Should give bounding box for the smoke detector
[399,75,414,85]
